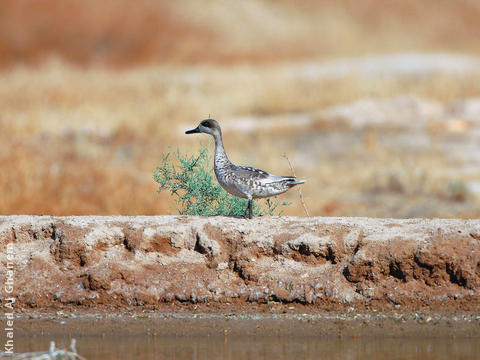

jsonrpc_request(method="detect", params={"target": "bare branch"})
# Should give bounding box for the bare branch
[282,153,310,217]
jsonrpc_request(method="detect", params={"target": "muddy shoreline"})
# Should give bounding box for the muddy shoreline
[14,309,480,338]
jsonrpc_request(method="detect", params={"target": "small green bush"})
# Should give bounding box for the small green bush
[153,144,289,216]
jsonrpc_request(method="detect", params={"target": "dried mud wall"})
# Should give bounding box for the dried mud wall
[1,216,479,311]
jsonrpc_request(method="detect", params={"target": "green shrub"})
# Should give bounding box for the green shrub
[153,144,289,216]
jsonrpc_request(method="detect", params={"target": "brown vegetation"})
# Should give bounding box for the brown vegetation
[1,62,480,216]
[0,0,480,67]
[0,0,480,217]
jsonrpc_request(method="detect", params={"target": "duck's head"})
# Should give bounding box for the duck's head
[185,119,221,137]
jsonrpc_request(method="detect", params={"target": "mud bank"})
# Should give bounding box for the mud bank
[10,310,480,338]
[0,216,479,312]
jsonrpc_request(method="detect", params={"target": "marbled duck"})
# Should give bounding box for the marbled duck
[185,119,305,218]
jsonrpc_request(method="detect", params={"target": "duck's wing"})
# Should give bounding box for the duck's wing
[233,165,300,183]
[232,165,271,181]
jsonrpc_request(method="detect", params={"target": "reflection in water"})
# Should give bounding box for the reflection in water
[14,335,479,360]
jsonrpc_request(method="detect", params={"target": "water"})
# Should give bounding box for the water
[13,335,480,360]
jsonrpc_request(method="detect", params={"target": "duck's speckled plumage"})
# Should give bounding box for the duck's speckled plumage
[186,119,305,217]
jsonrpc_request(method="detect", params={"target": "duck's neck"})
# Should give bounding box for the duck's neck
[213,132,232,170]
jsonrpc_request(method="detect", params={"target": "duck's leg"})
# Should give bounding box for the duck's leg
[244,197,253,219]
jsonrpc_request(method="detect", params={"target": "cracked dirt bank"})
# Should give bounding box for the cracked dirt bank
[1,216,479,313]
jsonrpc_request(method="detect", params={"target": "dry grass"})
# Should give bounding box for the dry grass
[1,0,480,217]
[0,0,480,67]
[1,61,480,217]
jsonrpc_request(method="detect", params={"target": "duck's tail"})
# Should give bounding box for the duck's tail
[285,178,306,187]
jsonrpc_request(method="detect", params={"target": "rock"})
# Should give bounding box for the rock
[0,216,479,311]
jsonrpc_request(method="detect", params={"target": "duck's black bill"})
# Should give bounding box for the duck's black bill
[185,127,200,134]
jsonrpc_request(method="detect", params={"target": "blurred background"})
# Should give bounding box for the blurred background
[1,0,480,217]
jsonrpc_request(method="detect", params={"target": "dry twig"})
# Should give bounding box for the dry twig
[282,153,310,217]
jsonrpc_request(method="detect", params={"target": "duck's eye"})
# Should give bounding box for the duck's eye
[201,121,211,128]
